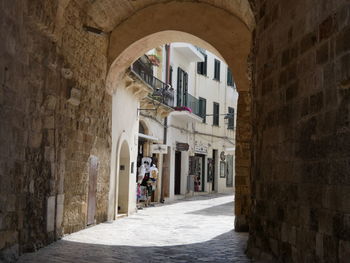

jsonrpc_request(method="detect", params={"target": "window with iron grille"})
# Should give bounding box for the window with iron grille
[213,102,219,126]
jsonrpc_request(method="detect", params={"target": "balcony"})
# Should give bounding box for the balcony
[131,57,174,108]
[187,93,200,117]
[172,93,203,123]
[172,43,205,63]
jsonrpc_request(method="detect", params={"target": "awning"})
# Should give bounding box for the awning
[138,133,159,142]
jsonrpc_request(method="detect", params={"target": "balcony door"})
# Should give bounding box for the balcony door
[177,67,188,107]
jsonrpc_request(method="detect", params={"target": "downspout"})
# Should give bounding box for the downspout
[161,43,171,202]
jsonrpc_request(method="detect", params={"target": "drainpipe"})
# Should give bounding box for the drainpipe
[160,44,171,203]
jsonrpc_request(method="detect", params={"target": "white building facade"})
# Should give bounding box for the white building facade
[161,43,238,201]
[108,43,238,218]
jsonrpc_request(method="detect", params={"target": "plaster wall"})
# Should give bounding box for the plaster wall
[166,117,191,201]
[109,86,139,219]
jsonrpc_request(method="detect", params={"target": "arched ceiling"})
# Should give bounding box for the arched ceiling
[86,0,255,32]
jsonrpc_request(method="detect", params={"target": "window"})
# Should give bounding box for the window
[169,66,173,85]
[214,59,221,81]
[198,97,207,123]
[197,55,207,76]
[213,102,219,126]
[227,107,234,130]
[177,67,188,107]
[227,67,234,86]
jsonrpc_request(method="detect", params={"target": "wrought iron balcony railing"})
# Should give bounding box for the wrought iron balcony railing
[187,93,200,117]
[131,58,174,108]
[176,93,203,118]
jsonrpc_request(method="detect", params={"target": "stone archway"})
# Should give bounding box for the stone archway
[105,1,254,231]
[0,0,256,258]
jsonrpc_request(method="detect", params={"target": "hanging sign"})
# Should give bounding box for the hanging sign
[151,144,168,154]
[176,142,189,151]
[194,143,208,154]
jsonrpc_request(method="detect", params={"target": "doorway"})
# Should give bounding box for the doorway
[118,141,130,215]
[87,156,99,225]
[194,154,205,192]
[226,155,234,187]
[174,151,181,195]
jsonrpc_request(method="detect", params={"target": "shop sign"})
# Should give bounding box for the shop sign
[194,144,208,154]
[176,142,189,151]
[151,144,168,154]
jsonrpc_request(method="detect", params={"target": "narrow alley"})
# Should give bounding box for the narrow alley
[17,195,250,263]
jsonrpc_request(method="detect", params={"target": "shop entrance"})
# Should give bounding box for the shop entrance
[226,155,234,187]
[174,151,182,195]
[117,141,130,214]
[194,154,205,192]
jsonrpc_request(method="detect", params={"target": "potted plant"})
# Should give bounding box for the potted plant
[147,54,161,66]
[174,106,192,113]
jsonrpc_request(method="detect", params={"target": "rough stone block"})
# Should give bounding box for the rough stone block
[316,233,324,258]
[319,15,337,41]
[28,131,42,148]
[0,213,3,230]
[316,41,329,64]
[43,116,55,129]
[323,234,339,263]
[44,95,57,111]
[286,81,298,101]
[0,244,19,262]
[300,31,317,54]
[6,195,16,212]
[67,87,81,106]
[46,195,56,232]
[336,26,350,55]
[337,53,350,85]
[339,240,350,263]
[56,194,64,229]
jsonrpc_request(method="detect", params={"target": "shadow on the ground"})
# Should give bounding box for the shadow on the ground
[185,201,234,217]
[18,230,251,263]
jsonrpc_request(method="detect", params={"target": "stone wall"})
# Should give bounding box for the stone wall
[249,0,350,261]
[235,91,252,232]
[0,0,111,260]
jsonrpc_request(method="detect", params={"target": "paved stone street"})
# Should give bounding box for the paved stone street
[18,194,251,263]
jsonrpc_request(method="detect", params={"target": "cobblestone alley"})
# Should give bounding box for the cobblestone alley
[17,195,250,263]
